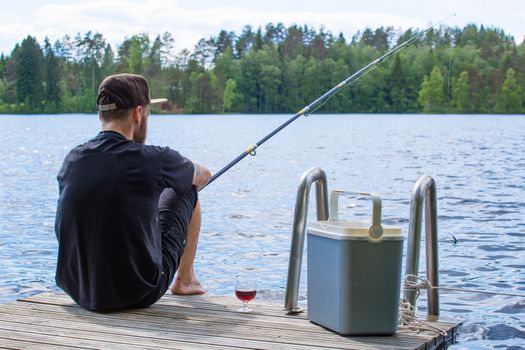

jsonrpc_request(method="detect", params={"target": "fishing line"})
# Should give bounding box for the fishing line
[200,14,457,191]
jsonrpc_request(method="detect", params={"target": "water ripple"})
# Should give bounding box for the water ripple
[1,114,525,349]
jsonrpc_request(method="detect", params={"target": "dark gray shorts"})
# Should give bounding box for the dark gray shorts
[131,186,198,308]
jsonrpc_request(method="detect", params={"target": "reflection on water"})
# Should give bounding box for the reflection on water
[1,114,524,349]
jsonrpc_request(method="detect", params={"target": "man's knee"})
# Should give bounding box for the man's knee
[190,200,201,225]
[193,200,200,214]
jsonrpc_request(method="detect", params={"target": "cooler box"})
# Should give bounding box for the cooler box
[307,190,404,335]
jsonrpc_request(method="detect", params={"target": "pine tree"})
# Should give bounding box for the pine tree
[388,54,407,112]
[16,36,44,110]
[100,44,115,78]
[145,36,162,78]
[0,54,6,81]
[76,31,107,96]
[44,38,61,111]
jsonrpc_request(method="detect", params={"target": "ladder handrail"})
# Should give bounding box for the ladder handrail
[284,167,329,313]
[404,175,440,316]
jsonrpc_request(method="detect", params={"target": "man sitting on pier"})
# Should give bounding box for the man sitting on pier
[55,73,211,311]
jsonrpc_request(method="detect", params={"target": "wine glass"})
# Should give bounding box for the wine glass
[235,278,257,312]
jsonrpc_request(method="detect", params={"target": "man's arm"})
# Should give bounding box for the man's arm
[192,162,211,190]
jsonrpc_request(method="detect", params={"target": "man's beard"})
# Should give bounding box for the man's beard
[133,116,147,144]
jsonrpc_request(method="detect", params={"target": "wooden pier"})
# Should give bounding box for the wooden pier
[0,292,459,349]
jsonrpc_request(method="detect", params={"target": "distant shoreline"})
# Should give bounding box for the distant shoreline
[2,25,523,116]
[2,112,524,116]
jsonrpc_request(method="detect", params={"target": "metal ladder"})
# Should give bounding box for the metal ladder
[284,169,440,316]
[284,167,329,313]
[404,175,440,316]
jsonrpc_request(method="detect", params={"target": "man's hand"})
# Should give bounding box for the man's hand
[192,162,211,190]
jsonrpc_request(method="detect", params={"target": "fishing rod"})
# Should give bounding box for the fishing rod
[200,15,456,191]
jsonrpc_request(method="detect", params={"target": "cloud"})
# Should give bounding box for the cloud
[1,0,522,56]
[0,0,425,55]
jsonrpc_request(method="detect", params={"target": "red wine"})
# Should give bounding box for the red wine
[235,289,256,302]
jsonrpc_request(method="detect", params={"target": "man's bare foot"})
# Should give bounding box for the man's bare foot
[171,277,206,295]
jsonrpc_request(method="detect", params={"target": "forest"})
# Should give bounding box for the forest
[0,23,524,114]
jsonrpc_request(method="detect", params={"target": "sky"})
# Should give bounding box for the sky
[1,0,524,56]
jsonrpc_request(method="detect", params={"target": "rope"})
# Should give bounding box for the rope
[403,274,525,298]
[398,274,448,336]
[398,300,448,336]
[398,274,525,337]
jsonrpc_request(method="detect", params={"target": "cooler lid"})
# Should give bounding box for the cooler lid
[308,220,404,241]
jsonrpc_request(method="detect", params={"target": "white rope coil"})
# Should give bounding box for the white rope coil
[398,300,448,336]
[398,274,525,337]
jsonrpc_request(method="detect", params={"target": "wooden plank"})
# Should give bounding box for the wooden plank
[0,327,148,350]
[18,296,321,335]
[0,337,82,350]
[19,295,332,335]
[0,319,285,350]
[10,297,438,350]
[23,292,460,327]
[24,293,457,350]
[21,292,459,335]
[0,302,420,350]
[23,292,301,318]
[1,292,459,350]
[0,310,340,350]
[18,293,458,346]
[13,314,421,349]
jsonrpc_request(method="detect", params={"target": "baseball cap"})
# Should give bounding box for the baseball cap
[96,73,168,111]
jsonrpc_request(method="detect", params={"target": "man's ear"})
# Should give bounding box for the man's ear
[132,106,142,124]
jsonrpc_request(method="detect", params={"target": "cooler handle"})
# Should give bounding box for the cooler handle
[328,189,384,239]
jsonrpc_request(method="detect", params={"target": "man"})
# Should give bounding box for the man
[55,73,211,311]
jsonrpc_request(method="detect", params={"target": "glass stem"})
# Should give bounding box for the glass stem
[243,301,248,310]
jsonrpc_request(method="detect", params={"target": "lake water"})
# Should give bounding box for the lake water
[1,113,524,348]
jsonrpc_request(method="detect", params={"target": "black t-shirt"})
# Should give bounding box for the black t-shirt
[55,131,194,310]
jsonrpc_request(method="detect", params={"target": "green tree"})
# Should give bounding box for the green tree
[282,55,307,112]
[263,23,286,46]
[451,71,472,113]
[281,25,304,59]
[222,78,237,112]
[236,46,282,112]
[387,54,409,112]
[215,30,235,57]
[16,36,44,110]
[160,32,175,65]
[76,31,106,96]
[0,54,7,107]
[496,68,524,113]
[100,44,115,78]
[117,34,149,75]
[145,35,162,78]
[235,25,254,58]
[0,54,6,81]
[2,45,20,106]
[127,34,149,74]
[44,38,61,112]
[187,70,218,113]
[3,23,525,114]
[418,66,445,113]
[192,38,215,69]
